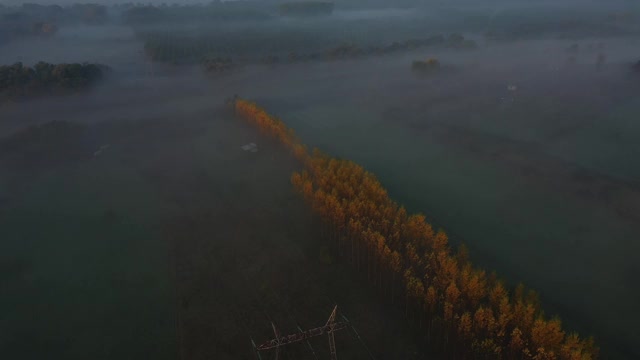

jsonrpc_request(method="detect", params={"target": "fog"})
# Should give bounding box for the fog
[3,0,206,4]
[1,1,639,359]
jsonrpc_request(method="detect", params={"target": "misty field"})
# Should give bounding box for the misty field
[1,2,640,360]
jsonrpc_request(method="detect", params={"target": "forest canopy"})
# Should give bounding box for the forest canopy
[0,62,109,102]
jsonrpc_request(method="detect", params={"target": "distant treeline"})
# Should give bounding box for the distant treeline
[0,3,108,44]
[486,7,640,40]
[122,1,337,24]
[258,34,476,66]
[412,57,441,73]
[123,2,273,24]
[279,2,334,17]
[233,98,599,360]
[143,32,476,71]
[0,62,109,102]
[0,20,57,44]
[0,3,107,25]
[200,37,457,73]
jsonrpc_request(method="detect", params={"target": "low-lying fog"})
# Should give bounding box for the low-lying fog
[1,2,639,359]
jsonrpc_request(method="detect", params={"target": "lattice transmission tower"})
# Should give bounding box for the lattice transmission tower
[254,305,347,360]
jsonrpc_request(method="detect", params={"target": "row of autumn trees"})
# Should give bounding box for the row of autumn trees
[234,98,599,360]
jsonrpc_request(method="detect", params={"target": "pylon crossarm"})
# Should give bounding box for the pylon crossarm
[255,305,346,360]
[256,322,347,351]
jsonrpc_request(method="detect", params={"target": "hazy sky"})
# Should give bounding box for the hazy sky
[1,0,634,7]
[1,0,213,5]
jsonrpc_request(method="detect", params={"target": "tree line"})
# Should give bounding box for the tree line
[143,32,475,68]
[124,3,271,25]
[1,3,107,27]
[279,2,334,17]
[0,62,108,102]
[234,98,599,360]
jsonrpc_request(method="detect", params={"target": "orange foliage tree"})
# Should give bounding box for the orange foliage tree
[233,98,598,360]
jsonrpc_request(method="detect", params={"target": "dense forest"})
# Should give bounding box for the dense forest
[234,98,599,360]
[0,62,108,102]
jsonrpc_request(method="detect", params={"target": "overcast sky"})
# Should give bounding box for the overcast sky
[1,0,214,5]
[1,0,635,9]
